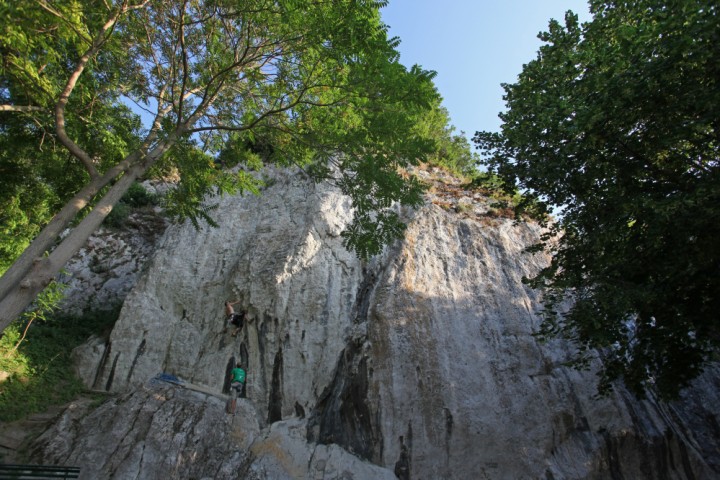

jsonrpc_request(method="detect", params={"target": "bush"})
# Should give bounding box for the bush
[0,307,120,422]
[103,202,132,228]
[122,182,157,208]
[103,182,158,228]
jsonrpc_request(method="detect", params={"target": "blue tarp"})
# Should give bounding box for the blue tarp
[152,373,184,385]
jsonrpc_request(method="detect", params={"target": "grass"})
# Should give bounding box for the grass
[0,307,120,422]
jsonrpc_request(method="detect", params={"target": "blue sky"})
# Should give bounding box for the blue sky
[380,1,592,140]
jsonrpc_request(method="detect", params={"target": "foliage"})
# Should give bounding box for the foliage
[466,171,543,219]
[158,139,263,229]
[0,306,119,422]
[475,0,720,398]
[1,0,445,327]
[0,278,67,359]
[0,188,53,276]
[112,0,438,253]
[121,182,157,209]
[1,0,144,274]
[102,202,132,228]
[103,182,158,228]
[21,280,66,325]
[413,99,479,177]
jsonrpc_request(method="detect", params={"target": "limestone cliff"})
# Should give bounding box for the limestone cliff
[30,167,720,479]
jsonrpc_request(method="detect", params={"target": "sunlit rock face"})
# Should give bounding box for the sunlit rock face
[36,167,720,479]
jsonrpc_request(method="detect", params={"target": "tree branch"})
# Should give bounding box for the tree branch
[0,105,46,112]
[53,5,129,180]
[51,0,152,180]
[176,0,190,127]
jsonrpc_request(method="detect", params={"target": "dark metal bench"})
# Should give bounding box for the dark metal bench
[0,464,80,479]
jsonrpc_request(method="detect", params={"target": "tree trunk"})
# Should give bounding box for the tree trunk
[0,154,140,305]
[0,127,178,332]
[0,163,147,332]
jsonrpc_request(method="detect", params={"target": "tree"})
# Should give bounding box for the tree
[412,99,478,177]
[1,1,143,274]
[0,0,440,332]
[474,0,720,398]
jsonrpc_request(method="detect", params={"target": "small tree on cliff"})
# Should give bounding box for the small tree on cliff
[475,0,720,398]
[0,0,439,332]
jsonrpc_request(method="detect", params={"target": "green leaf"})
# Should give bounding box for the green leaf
[474,0,720,399]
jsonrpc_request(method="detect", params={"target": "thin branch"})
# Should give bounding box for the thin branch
[126,0,152,11]
[177,0,190,127]
[144,18,164,80]
[10,315,36,354]
[35,0,92,44]
[54,4,132,179]
[0,105,46,112]
[186,96,306,134]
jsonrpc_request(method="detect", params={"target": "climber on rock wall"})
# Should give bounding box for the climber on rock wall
[230,364,246,399]
[226,362,245,414]
[224,300,244,336]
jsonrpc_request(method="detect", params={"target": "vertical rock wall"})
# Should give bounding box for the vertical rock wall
[361,206,720,479]
[52,167,720,479]
[77,168,365,422]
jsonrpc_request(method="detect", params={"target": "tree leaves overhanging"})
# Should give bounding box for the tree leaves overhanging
[0,0,443,330]
[475,0,720,398]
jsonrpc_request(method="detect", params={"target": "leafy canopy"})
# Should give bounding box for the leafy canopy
[475,0,720,398]
[0,0,447,329]
[114,0,439,257]
[1,0,143,274]
[0,0,441,268]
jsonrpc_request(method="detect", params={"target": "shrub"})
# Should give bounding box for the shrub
[103,182,159,228]
[103,202,132,228]
[122,182,158,208]
[0,307,120,422]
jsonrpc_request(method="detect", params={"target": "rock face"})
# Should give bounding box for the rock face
[59,199,168,316]
[30,383,394,480]
[32,167,720,479]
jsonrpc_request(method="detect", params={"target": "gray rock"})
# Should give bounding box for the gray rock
[34,167,719,479]
[30,381,393,480]
[59,208,168,316]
